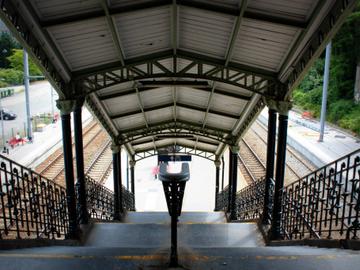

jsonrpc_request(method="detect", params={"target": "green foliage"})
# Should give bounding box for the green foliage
[293,4,360,136]
[0,68,23,85]
[327,100,354,123]
[7,49,42,76]
[338,105,360,134]
[0,31,20,68]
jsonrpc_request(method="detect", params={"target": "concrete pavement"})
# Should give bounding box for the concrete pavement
[258,108,360,167]
[3,107,92,168]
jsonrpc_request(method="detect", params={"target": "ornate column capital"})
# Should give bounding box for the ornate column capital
[129,160,136,167]
[56,99,76,115]
[111,142,121,154]
[263,98,292,116]
[214,160,221,168]
[229,145,240,154]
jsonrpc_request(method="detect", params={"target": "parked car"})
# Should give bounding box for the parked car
[0,108,17,120]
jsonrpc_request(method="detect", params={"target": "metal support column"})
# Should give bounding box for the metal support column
[129,159,136,210]
[262,108,277,224]
[56,100,78,239]
[214,159,221,210]
[227,148,233,213]
[230,146,239,220]
[112,144,121,220]
[319,41,332,142]
[73,99,88,225]
[118,149,123,214]
[271,108,290,240]
[221,156,225,191]
[23,49,32,140]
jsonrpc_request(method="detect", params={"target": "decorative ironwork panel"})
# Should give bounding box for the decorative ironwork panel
[235,177,267,221]
[84,175,135,220]
[85,175,115,220]
[0,154,69,239]
[122,186,135,211]
[216,186,229,212]
[281,149,360,240]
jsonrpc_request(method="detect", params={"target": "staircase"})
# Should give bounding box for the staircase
[0,211,359,270]
[86,211,263,248]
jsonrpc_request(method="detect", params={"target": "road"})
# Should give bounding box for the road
[0,81,58,142]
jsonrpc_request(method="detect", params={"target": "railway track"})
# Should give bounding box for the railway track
[35,121,111,186]
[238,138,266,185]
[241,119,316,185]
[85,139,112,185]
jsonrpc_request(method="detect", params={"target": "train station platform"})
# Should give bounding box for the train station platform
[258,109,360,166]
[4,108,92,168]
[5,106,359,172]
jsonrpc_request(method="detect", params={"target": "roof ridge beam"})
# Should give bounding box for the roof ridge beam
[99,85,251,101]
[224,0,248,66]
[99,0,125,65]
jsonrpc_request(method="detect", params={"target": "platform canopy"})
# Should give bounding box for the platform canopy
[0,0,356,161]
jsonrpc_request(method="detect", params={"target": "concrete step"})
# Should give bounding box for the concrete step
[123,211,227,224]
[85,222,264,248]
[0,246,359,270]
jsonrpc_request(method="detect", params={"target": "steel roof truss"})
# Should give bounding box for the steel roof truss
[80,54,274,97]
[133,144,216,162]
[120,121,228,145]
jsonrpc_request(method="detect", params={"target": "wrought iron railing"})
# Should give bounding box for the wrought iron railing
[123,186,135,211]
[216,178,270,221]
[226,148,360,241]
[281,149,360,240]
[85,175,135,220]
[85,175,115,220]
[215,186,229,211]
[235,177,267,221]
[0,154,69,239]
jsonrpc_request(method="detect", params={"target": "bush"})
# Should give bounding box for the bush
[293,89,307,106]
[0,68,24,85]
[327,100,354,123]
[339,111,360,135]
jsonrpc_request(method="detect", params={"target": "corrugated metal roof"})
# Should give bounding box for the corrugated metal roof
[179,6,235,58]
[3,0,351,158]
[247,0,317,22]
[114,6,171,58]
[48,18,118,70]
[233,18,299,71]
[30,0,101,20]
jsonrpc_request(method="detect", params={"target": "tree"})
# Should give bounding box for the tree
[0,31,20,68]
[7,49,42,76]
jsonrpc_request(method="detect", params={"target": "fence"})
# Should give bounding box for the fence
[0,154,69,239]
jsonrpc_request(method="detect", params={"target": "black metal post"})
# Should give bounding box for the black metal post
[130,160,135,195]
[230,146,239,220]
[214,160,220,210]
[57,100,78,239]
[170,185,178,267]
[118,150,123,214]
[112,145,121,220]
[73,100,88,225]
[262,108,277,225]
[130,159,136,210]
[270,112,289,240]
[227,149,233,213]
[221,155,225,191]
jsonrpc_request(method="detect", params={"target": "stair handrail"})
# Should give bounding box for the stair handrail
[0,154,69,239]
